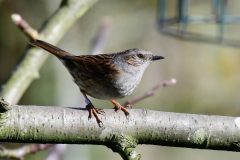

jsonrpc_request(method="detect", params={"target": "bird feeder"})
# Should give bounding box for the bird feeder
[157,0,240,47]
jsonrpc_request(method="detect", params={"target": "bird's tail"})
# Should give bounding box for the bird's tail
[30,39,73,58]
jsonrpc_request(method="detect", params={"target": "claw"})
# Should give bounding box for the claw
[98,121,103,128]
[86,103,104,127]
[111,99,129,117]
[95,108,105,115]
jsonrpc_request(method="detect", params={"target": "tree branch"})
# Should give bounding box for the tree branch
[0,144,53,160]
[11,14,38,40]
[90,17,111,55]
[124,78,176,106]
[0,102,240,154]
[0,0,98,105]
[45,144,67,160]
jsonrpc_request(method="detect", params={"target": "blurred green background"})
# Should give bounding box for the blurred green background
[1,0,240,160]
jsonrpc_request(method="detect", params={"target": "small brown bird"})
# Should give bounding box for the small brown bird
[30,40,164,126]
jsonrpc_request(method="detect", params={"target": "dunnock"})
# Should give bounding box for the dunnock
[30,40,164,126]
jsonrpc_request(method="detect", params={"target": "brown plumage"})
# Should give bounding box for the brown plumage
[30,39,164,126]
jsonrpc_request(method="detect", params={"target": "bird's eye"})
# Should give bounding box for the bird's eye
[137,53,144,59]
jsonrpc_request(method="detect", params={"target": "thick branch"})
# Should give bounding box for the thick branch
[0,103,240,152]
[0,0,98,104]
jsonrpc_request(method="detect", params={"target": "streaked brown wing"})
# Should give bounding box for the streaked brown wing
[62,54,121,80]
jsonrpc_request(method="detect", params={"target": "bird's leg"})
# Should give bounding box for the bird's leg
[81,91,104,126]
[111,99,129,116]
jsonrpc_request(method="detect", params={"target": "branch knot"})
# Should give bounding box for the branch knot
[0,98,11,113]
[0,98,11,126]
[107,134,141,160]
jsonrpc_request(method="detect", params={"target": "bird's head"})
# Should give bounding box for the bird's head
[121,48,164,66]
[115,48,164,72]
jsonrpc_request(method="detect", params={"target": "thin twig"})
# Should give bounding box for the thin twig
[0,0,98,105]
[0,144,53,160]
[123,78,177,106]
[45,144,67,160]
[90,16,112,55]
[11,14,38,40]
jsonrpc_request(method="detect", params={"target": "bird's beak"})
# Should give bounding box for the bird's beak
[151,55,164,61]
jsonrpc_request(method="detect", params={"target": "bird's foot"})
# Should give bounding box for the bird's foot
[86,103,105,127]
[111,99,129,117]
